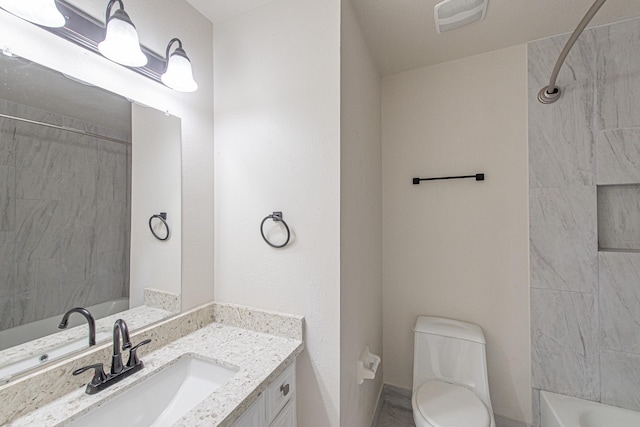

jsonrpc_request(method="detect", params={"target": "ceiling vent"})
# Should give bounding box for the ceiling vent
[434,0,488,34]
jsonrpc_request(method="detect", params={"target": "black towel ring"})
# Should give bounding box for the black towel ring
[260,212,291,248]
[149,212,170,241]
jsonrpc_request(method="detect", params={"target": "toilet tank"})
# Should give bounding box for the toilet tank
[413,316,492,409]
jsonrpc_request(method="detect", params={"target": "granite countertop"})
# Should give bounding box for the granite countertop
[0,305,172,383]
[6,322,304,427]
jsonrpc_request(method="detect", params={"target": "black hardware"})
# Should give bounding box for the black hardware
[73,363,107,389]
[59,307,96,346]
[111,319,132,375]
[149,212,170,241]
[72,320,152,395]
[260,212,291,248]
[412,173,485,184]
[127,339,152,368]
[43,0,167,84]
[280,383,290,396]
[75,361,144,395]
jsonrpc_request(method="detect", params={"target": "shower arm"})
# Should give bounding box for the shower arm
[538,0,607,104]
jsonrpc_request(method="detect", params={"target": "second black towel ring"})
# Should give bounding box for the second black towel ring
[260,212,291,248]
[149,212,170,241]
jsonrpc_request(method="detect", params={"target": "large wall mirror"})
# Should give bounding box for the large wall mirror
[0,52,182,383]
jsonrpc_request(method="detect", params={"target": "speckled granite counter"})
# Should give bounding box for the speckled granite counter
[0,305,172,383]
[3,303,304,427]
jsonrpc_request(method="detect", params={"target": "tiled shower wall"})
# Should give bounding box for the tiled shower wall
[529,17,640,423]
[0,99,131,331]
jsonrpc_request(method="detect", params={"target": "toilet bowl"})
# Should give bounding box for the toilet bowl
[412,316,495,427]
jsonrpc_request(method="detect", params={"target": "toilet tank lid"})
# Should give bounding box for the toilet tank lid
[414,316,486,344]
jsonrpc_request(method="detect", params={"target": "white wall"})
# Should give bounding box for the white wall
[213,0,341,425]
[340,1,383,426]
[130,105,182,306]
[0,0,214,310]
[381,45,531,424]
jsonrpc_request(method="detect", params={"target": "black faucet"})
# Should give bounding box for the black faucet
[58,307,96,346]
[111,319,132,375]
[73,319,151,395]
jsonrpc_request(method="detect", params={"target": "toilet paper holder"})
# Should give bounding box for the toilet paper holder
[357,346,381,385]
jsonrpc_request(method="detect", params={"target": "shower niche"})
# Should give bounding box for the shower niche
[597,184,640,252]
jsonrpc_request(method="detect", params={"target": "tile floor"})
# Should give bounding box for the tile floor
[374,400,415,427]
[373,385,415,427]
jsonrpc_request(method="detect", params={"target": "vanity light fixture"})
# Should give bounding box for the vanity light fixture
[4,0,198,92]
[98,0,147,67]
[161,38,198,93]
[0,0,66,28]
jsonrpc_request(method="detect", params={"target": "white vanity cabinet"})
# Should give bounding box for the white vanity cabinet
[233,363,296,427]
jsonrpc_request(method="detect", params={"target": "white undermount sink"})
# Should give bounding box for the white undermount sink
[0,331,111,381]
[65,355,239,427]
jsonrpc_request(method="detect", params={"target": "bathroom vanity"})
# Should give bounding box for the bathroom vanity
[1,302,304,427]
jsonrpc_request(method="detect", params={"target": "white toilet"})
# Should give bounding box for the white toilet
[412,316,495,427]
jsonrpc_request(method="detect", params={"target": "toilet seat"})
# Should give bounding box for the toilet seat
[413,380,491,427]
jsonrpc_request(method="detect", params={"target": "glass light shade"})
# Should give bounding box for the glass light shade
[98,9,147,67]
[161,51,198,93]
[0,0,65,27]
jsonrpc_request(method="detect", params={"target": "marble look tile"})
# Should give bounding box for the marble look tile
[600,349,640,411]
[0,166,15,231]
[530,186,597,292]
[599,251,640,353]
[144,288,181,313]
[597,185,640,250]
[528,29,597,90]
[15,138,62,200]
[60,172,97,229]
[59,227,95,285]
[531,288,599,400]
[596,19,640,131]
[96,148,128,203]
[62,280,97,310]
[214,302,304,341]
[0,295,14,330]
[95,201,127,253]
[57,138,98,177]
[529,81,595,188]
[597,128,640,185]
[0,120,16,167]
[0,232,15,299]
[15,199,62,262]
[0,99,130,331]
[12,291,37,327]
[95,250,128,302]
[14,258,60,322]
[33,259,61,320]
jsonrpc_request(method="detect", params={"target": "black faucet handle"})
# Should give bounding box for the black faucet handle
[126,339,152,367]
[73,363,107,386]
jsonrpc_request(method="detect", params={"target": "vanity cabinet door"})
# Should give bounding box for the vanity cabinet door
[233,395,266,427]
[269,398,296,427]
[266,364,296,423]
[233,362,297,427]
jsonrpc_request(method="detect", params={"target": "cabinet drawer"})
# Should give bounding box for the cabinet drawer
[266,363,296,423]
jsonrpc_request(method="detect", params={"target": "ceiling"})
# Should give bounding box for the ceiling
[185,0,274,24]
[188,0,640,76]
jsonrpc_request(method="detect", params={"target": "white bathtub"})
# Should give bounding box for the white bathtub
[541,390,640,427]
[0,297,129,351]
